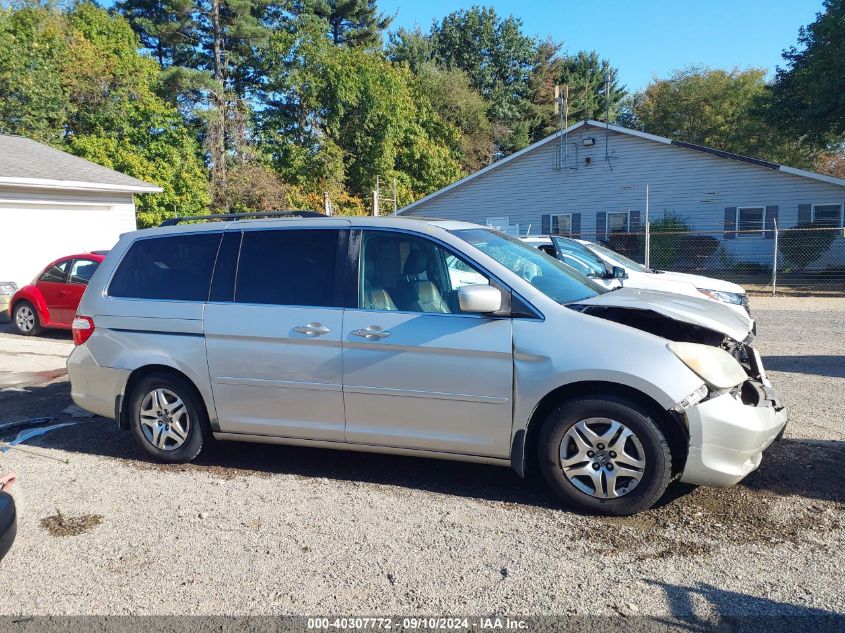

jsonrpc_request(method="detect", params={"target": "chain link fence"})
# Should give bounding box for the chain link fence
[602,224,845,296]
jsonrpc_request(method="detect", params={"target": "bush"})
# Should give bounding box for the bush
[680,234,719,260]
[648,211,691,269]
[604,233,643,262]
[778,223,836,269]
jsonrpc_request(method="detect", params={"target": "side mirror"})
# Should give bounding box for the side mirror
[0,491,17,562]
[458,285,502,314]
[612,266,628,280]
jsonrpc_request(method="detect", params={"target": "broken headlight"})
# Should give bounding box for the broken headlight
[671,383,709,412]
[696,288,745,305]
[667,341,748,390]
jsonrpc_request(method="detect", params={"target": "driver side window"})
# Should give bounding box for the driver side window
[359,232,489,314]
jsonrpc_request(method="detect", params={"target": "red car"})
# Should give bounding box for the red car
[10,253,106,336]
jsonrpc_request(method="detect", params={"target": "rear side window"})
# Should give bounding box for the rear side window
[236,229,339,306]
[109,233,222,301]
[69,259,100,285]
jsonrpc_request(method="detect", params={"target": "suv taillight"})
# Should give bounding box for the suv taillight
[72,316,95,346]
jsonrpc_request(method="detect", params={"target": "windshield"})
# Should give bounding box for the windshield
[586,241,651,273]
[452,229,603,304]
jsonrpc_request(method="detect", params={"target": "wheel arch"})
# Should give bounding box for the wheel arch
[512,380,688,480]
[11,287,50,324]
[118,364,212,432]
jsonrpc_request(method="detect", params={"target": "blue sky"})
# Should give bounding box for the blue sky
[380,0,824,91]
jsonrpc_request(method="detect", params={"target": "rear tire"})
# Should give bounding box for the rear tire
[128,373,209,463]
[13,301,41,336]
[538,395,672,516]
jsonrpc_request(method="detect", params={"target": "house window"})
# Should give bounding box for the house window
[607,211,630,233]
[550,214,572,236]
[812,204,844,227]
[736,207,765,236]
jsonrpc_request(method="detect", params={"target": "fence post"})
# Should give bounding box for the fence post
[644,184,650,269]
[771,219,778,297]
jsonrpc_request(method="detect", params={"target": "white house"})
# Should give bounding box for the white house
[0,134,162,287]
[399,120,845,270]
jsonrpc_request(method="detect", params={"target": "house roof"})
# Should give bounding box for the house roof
[398,120,845,215]
[0,134,163,193]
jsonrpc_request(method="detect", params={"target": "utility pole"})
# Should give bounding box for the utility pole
[644,183,650,269]
[372,176,380,216]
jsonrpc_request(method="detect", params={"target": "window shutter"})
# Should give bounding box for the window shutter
[629,210,640,233]
[724,207,737,240]
[541,214,551,235]
[764,205,778,239]
[571,213,581,238]
[596,212,607,241]
[797,203,811,226]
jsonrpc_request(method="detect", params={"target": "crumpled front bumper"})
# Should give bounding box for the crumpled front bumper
[680,378,788,487]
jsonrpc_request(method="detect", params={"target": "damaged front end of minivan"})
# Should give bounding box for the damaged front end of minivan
[570,292,788,487]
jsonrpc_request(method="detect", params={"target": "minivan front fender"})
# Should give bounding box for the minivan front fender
[510,308,703,477]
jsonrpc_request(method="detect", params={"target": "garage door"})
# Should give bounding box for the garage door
[0,204,123,287]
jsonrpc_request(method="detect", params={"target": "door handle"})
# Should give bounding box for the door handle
[293,322,331,337]
[351,326,391,340]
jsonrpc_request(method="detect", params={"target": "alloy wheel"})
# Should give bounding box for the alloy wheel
[559,418,646,499]
[15,305,35,332]
[139,388,191,451]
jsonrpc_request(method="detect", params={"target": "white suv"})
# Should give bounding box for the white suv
[67,215,786,515]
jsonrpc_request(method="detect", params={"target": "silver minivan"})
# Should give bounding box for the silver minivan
[67,215,787,515]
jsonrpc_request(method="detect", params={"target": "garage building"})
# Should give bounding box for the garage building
[0,134,161,287]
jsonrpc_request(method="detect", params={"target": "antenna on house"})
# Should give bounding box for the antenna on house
[554,84,569,171]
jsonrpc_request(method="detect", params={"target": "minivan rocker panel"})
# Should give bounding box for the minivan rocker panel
[68,216,787,515]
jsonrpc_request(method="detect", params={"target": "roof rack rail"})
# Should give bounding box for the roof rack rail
[159,210,326,227]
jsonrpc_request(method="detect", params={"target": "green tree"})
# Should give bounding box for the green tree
[116,0,276,210]
[0,3,209,225]
[769,0,845,144]
[290,0,392,47]
[113,0,196,68]
[559,51,625,122]
[620,66,819,167]
[0,6,68,145]
[528,47,625,141]
[411,63,493,172]
[429,6,536,154]
[386,26,433,72]
[258,21,463,206]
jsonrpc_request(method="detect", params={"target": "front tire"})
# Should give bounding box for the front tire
[13,301,41,336]
[129,373,208,463]
[538,395,672,516]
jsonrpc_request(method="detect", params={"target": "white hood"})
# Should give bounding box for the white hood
[574,288,753,342]
[651,270,746,294]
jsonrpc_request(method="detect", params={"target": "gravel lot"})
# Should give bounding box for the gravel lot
[0,297,843,620]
